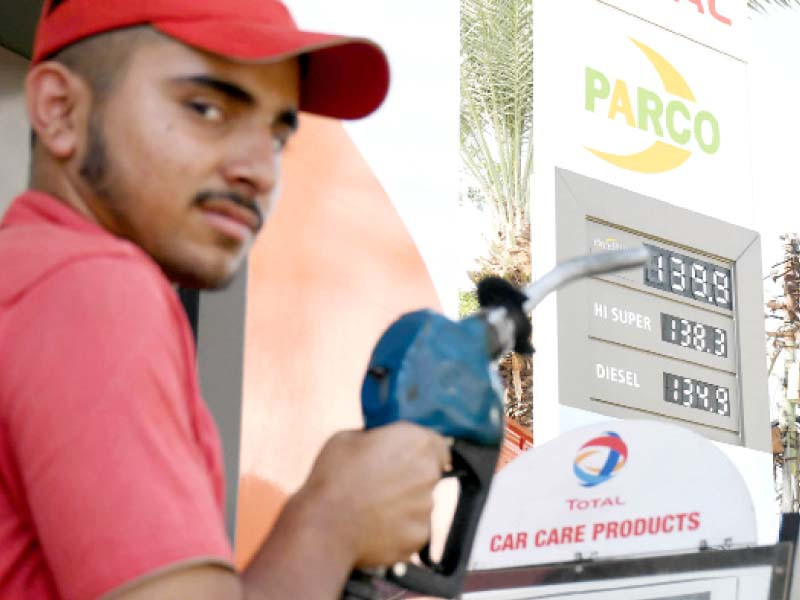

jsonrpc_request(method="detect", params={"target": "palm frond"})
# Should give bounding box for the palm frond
[461,0,533,245]
[749,0,800,11]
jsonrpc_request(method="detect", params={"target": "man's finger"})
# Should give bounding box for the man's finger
[441,436,454,473]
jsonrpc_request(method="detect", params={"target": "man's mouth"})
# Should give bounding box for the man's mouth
[195,192,264,243]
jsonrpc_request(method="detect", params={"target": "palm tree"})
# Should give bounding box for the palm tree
[460,0,533,427]
[749,0,800,9]
[461,0,532,250]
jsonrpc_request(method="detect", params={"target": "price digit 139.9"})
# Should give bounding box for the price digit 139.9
[671,256,687,293]
[713,270,731,308]
[646,250,665,287]
[691,263,709,301]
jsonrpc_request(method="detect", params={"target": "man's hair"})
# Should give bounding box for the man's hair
[40,0,311,102]
[43,0,160,96]
[47,0,69,15]
[49,26,162,104]
[30,12,308,149]
[30,25,162,150]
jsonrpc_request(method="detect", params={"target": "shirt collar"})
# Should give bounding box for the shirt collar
[1,189,114,239]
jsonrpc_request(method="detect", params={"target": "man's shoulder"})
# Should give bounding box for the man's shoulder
[0,216,195,414]
[0,215,165,307]
[0,190,171,306]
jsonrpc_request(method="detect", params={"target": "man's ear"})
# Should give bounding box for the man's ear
[25,61,90,160]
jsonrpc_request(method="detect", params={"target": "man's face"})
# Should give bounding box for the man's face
[77,35,300,288]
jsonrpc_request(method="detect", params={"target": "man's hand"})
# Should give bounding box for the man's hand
[105,422,451,600]
[299,422,452,567]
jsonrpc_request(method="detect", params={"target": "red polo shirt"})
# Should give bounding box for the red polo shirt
[0,191,233,599]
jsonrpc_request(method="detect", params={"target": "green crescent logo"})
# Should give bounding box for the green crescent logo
[584,38,720,174]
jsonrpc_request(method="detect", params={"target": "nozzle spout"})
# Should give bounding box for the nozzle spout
[522,246,651,313]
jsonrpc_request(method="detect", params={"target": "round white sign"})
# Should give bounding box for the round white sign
[469,420,757,570]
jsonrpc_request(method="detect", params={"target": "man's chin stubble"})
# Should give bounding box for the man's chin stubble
[78,118,245,291]
[163,254,244,290]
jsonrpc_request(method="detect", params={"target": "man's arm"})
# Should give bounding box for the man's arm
[106,423,451,600]
[4,256,449,600]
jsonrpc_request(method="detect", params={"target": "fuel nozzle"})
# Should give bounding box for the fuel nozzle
[477,277,534,357]
[476,246,652,359]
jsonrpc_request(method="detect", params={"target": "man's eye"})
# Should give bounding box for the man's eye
[274,129,296,152]
[187,101,224,122]
[274,135,289,152]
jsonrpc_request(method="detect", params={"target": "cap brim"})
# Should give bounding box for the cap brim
[153,20,390,120]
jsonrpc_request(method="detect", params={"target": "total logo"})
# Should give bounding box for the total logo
[584,38,720,174]
[675,0,731,26]
[573,431,628,487]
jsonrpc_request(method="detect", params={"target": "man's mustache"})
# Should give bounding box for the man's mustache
[194,191,264,231]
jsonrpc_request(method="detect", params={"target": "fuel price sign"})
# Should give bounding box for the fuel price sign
[554,168,769,451]
[660,313,727,358]
[645,245,733,310]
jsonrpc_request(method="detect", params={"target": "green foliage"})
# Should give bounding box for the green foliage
[459,289,480,318]
[461,0,533,246]
[460,186,486,211]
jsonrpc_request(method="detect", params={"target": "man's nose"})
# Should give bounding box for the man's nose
[220,134,279,198]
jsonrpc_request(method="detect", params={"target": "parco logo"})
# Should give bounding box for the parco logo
[584,38,720,174]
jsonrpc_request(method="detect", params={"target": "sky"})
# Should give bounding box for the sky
[286,2,799,319]
[749,7,800,416]
[286,0,463,315]
[750,6,800,287]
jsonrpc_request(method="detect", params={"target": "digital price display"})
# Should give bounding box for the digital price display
[582,220,738,436]
[664,372,730,416]
[554,168,770,451]
[660,313,727,358]
[645,245,733,310]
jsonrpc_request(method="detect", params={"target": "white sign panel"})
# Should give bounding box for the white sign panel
[465,568,771,600]
[532,0,751,226]
[529,0,771,543]
[597,0,749,60]
[469,421,757,569]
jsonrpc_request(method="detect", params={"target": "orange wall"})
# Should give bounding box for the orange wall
[235,114,441,567]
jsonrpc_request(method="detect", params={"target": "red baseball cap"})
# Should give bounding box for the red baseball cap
[33,0,390,120]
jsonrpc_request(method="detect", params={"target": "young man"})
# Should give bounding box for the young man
[0,1,451,598]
